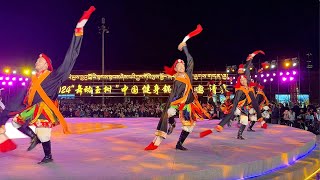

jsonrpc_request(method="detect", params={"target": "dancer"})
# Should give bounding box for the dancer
[0,6,96,163]
[145,25,209,151]
[200,50,265,138]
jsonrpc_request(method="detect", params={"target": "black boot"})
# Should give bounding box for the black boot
[237,124,246,140]
[38,141,53,164]
[167,117,176,135]
[175,130,190,151]
[17,126,41,151]
[247,121,256,132]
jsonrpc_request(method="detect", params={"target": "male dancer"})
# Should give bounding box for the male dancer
[200,50,265,138]
[145,25,209,150]
[0,6,96,163]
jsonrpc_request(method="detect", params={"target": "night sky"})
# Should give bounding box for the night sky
[0,0,318,72]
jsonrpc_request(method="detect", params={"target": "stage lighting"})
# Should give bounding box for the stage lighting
[25,78,29,81]
[4,68,10,74]
[292,71,297,75]
[280,72,283,76]
[231,65,237,72]
[261,74,264,78]
[23,69,31,76]
[290,77,294,81]
[18,78,22,81]
[262,61,270,69]
[266,74,270,77]
[263,79,267,82]
[5,77,9,81]
[292,57,298,67]
[270,78,274,81]
[226,66,231,73]
[22,82,26,86]
[8,82,13,86]
[286,72,290,75]
[270,60,277,69]
[32,70,36,75]
[12,77,16,81]
[0,77,2,80]
[282,77,287,81]
[254,75,258,78]
[12,70,17,74]
[272,73,276,76]
[1,82,6,85]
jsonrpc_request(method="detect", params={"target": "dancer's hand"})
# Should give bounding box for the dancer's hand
[178,42,187,51]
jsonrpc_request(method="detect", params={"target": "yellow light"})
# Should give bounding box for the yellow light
[23,69,31,75]
[265,65,269,69]
[4,68,10,74]
[304,167,320,180]
[285,62,290,67]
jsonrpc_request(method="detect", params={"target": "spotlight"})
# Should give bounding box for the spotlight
[273,73,276,76]
[262,61,270,69]
[292,71,297,75]
[286,72,290,75]
[18,78,23,81]
[5,77,9,81]
[266,74,270,77]
[22,82,26,86]
[0,77,3,80]
[32,70,36,75]
[261,74,264,78]
[290,77,294,81]
[23,69,31,76]
[282,77,287,81]
[263,79,267,82]
[280,72,283,76]
[25,78,29,81]
[12,70,17,74]
[254,75,258,78]
[4,68,10,74]
[12,77,16,81]
[270,60,277,69]
[1,82,6,85]
[292,57,299,67]
[270,78,274,81]
[8,82,13,86]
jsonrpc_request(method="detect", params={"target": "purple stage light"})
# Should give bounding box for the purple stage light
[290,77,294,81]
[266,74,270,77]
[19,77,23,81]
[286,72,290,75]
[2,82,6,85]
[8,82,13,86]
[280,72,283,76]
[261,74,264,78]
[230,82,233,85]
[270,78,274,81]
[282,77,287,81]
[22,82,26,86]
[233,77,236,79]
[25,78,28,81]
[254,75,257,78]
[5,77,9,81]
[227,77,230,80]
[273,73,276,76]
[263,79,267,82]
[293,71,297,75]
[0,77,3,80]
[12,77,16,81]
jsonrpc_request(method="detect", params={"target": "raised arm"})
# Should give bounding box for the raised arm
[51,6,96,82]
[178,42,194,78]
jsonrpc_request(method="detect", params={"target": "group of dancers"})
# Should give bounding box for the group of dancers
[0,5,271,164]
[145,26,271,151]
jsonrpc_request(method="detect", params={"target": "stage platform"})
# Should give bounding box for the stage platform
[1,118,319,180]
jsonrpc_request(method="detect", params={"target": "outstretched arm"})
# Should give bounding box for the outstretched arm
[52,6,96,82]
[178,42,194,78]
